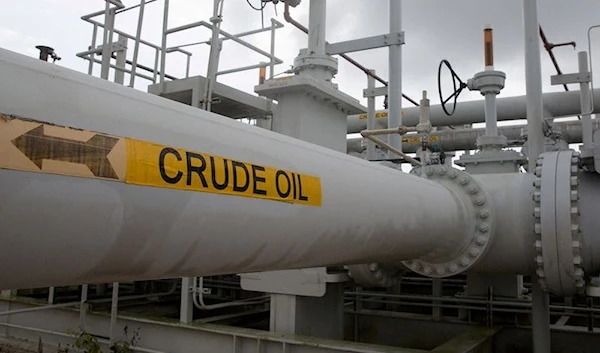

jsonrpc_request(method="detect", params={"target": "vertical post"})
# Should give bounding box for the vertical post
[524,2,550,350]
[524,0,544,170]
[203,0,225,111]
[114,35,128,85]
[79,284,88,330]
[308,0,326,56]
[367,70,377,160]
[579,51,593,151]
[101,4,116,80]
[88,24,98,76]
[388,0,403,158]
[160,0,170,86]
[185,54,191,78]
[532,278,551,353]
[270,20,277,80]
[129,0,146,87]
[180,277,193,323]
[109,282,119,344]
[48,287,55,305]
[432,278,442,321]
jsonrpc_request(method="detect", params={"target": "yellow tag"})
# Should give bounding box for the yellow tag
[358,111,389,120]
[1,115,322,207]
[126,139,322,207]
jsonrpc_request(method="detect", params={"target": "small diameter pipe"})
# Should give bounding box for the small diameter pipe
[192,277,269,310]
[308,0,327,56]
[367,70,377,160]
[360,126,421,167]
[523,0,545,170]
[387,0,403,158]
[485,94,498,136]
[579,51,593,150]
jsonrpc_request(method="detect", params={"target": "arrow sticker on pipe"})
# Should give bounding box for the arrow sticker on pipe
[11,126,120,180]
[0,115,322,207]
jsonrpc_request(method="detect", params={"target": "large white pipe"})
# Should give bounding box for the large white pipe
[0,48,467,290]
[347,90,600,133]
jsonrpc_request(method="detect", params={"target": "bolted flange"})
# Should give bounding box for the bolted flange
[534,150,585,296]
[403,165,496,277]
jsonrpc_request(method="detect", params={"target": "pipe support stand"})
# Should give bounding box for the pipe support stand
[403,165,496,277]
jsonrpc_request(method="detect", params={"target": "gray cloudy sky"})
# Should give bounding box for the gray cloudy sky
[1,0,599,109]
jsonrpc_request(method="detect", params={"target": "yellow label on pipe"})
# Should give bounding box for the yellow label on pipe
[126,139,322,207]
[1,115,322,207]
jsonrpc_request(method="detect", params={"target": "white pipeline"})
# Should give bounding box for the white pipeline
[0,48,467,290]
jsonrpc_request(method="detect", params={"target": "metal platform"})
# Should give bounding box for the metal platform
[148,76,275,120]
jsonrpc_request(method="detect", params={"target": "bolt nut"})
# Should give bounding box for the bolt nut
[469,247,480,257]
[475,196,486,205]
[476,235,487,245]
[479,223,490,233]
[479,209,490,219]
[460,257,470,267]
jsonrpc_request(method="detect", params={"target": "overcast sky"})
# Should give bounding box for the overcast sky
[1,0,599,110]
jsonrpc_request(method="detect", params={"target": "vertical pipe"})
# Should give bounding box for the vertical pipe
[109,282,119,344]
[114,35,128,85]
[129,0,146,87]
[79,284,88,330]
[523,0,544,170]
[485,94,498,136]
[579,51,593,150]
[88,25,98,76]
[308,0,326,56]
[159,0,169,86]
[367,70,377,160]
[524,1,550,351]
[388,0,403,158]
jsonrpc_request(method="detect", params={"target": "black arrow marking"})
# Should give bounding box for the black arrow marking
[11,125,119,180]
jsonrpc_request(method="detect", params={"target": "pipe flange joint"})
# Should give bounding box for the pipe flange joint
[293,53,338,75]
[403,165,495,278]
[534,150,585,296]
[345,263,398,288]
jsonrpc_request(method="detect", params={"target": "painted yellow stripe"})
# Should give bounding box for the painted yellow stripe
[0,115,322,207]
